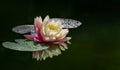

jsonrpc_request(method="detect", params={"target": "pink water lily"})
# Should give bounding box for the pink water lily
[24,16,71,44]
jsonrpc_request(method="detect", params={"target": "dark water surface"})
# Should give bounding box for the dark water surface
[0,0,120,70]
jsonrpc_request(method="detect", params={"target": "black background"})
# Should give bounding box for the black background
[0,0,120,70]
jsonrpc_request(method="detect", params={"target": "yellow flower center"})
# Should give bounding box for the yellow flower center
[48,24,57,30]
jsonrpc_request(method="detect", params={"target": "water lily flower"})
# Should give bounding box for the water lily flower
[24,16,70,44]
[2,15,82,61]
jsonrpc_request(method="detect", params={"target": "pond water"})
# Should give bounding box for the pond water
[0,0,120,70]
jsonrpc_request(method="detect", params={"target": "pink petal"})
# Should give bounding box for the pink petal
[50,37,71,44]
[34,17,44,42]
[24,34,35,41]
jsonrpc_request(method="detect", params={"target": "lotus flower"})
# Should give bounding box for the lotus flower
[2,15,82,61]
[24,16,70,44]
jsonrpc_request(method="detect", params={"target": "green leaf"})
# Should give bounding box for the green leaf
[2,39,48,51]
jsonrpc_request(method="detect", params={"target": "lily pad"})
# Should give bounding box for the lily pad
[12,25,34,34]
[2,39,48,51]
[51,18,82,28]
